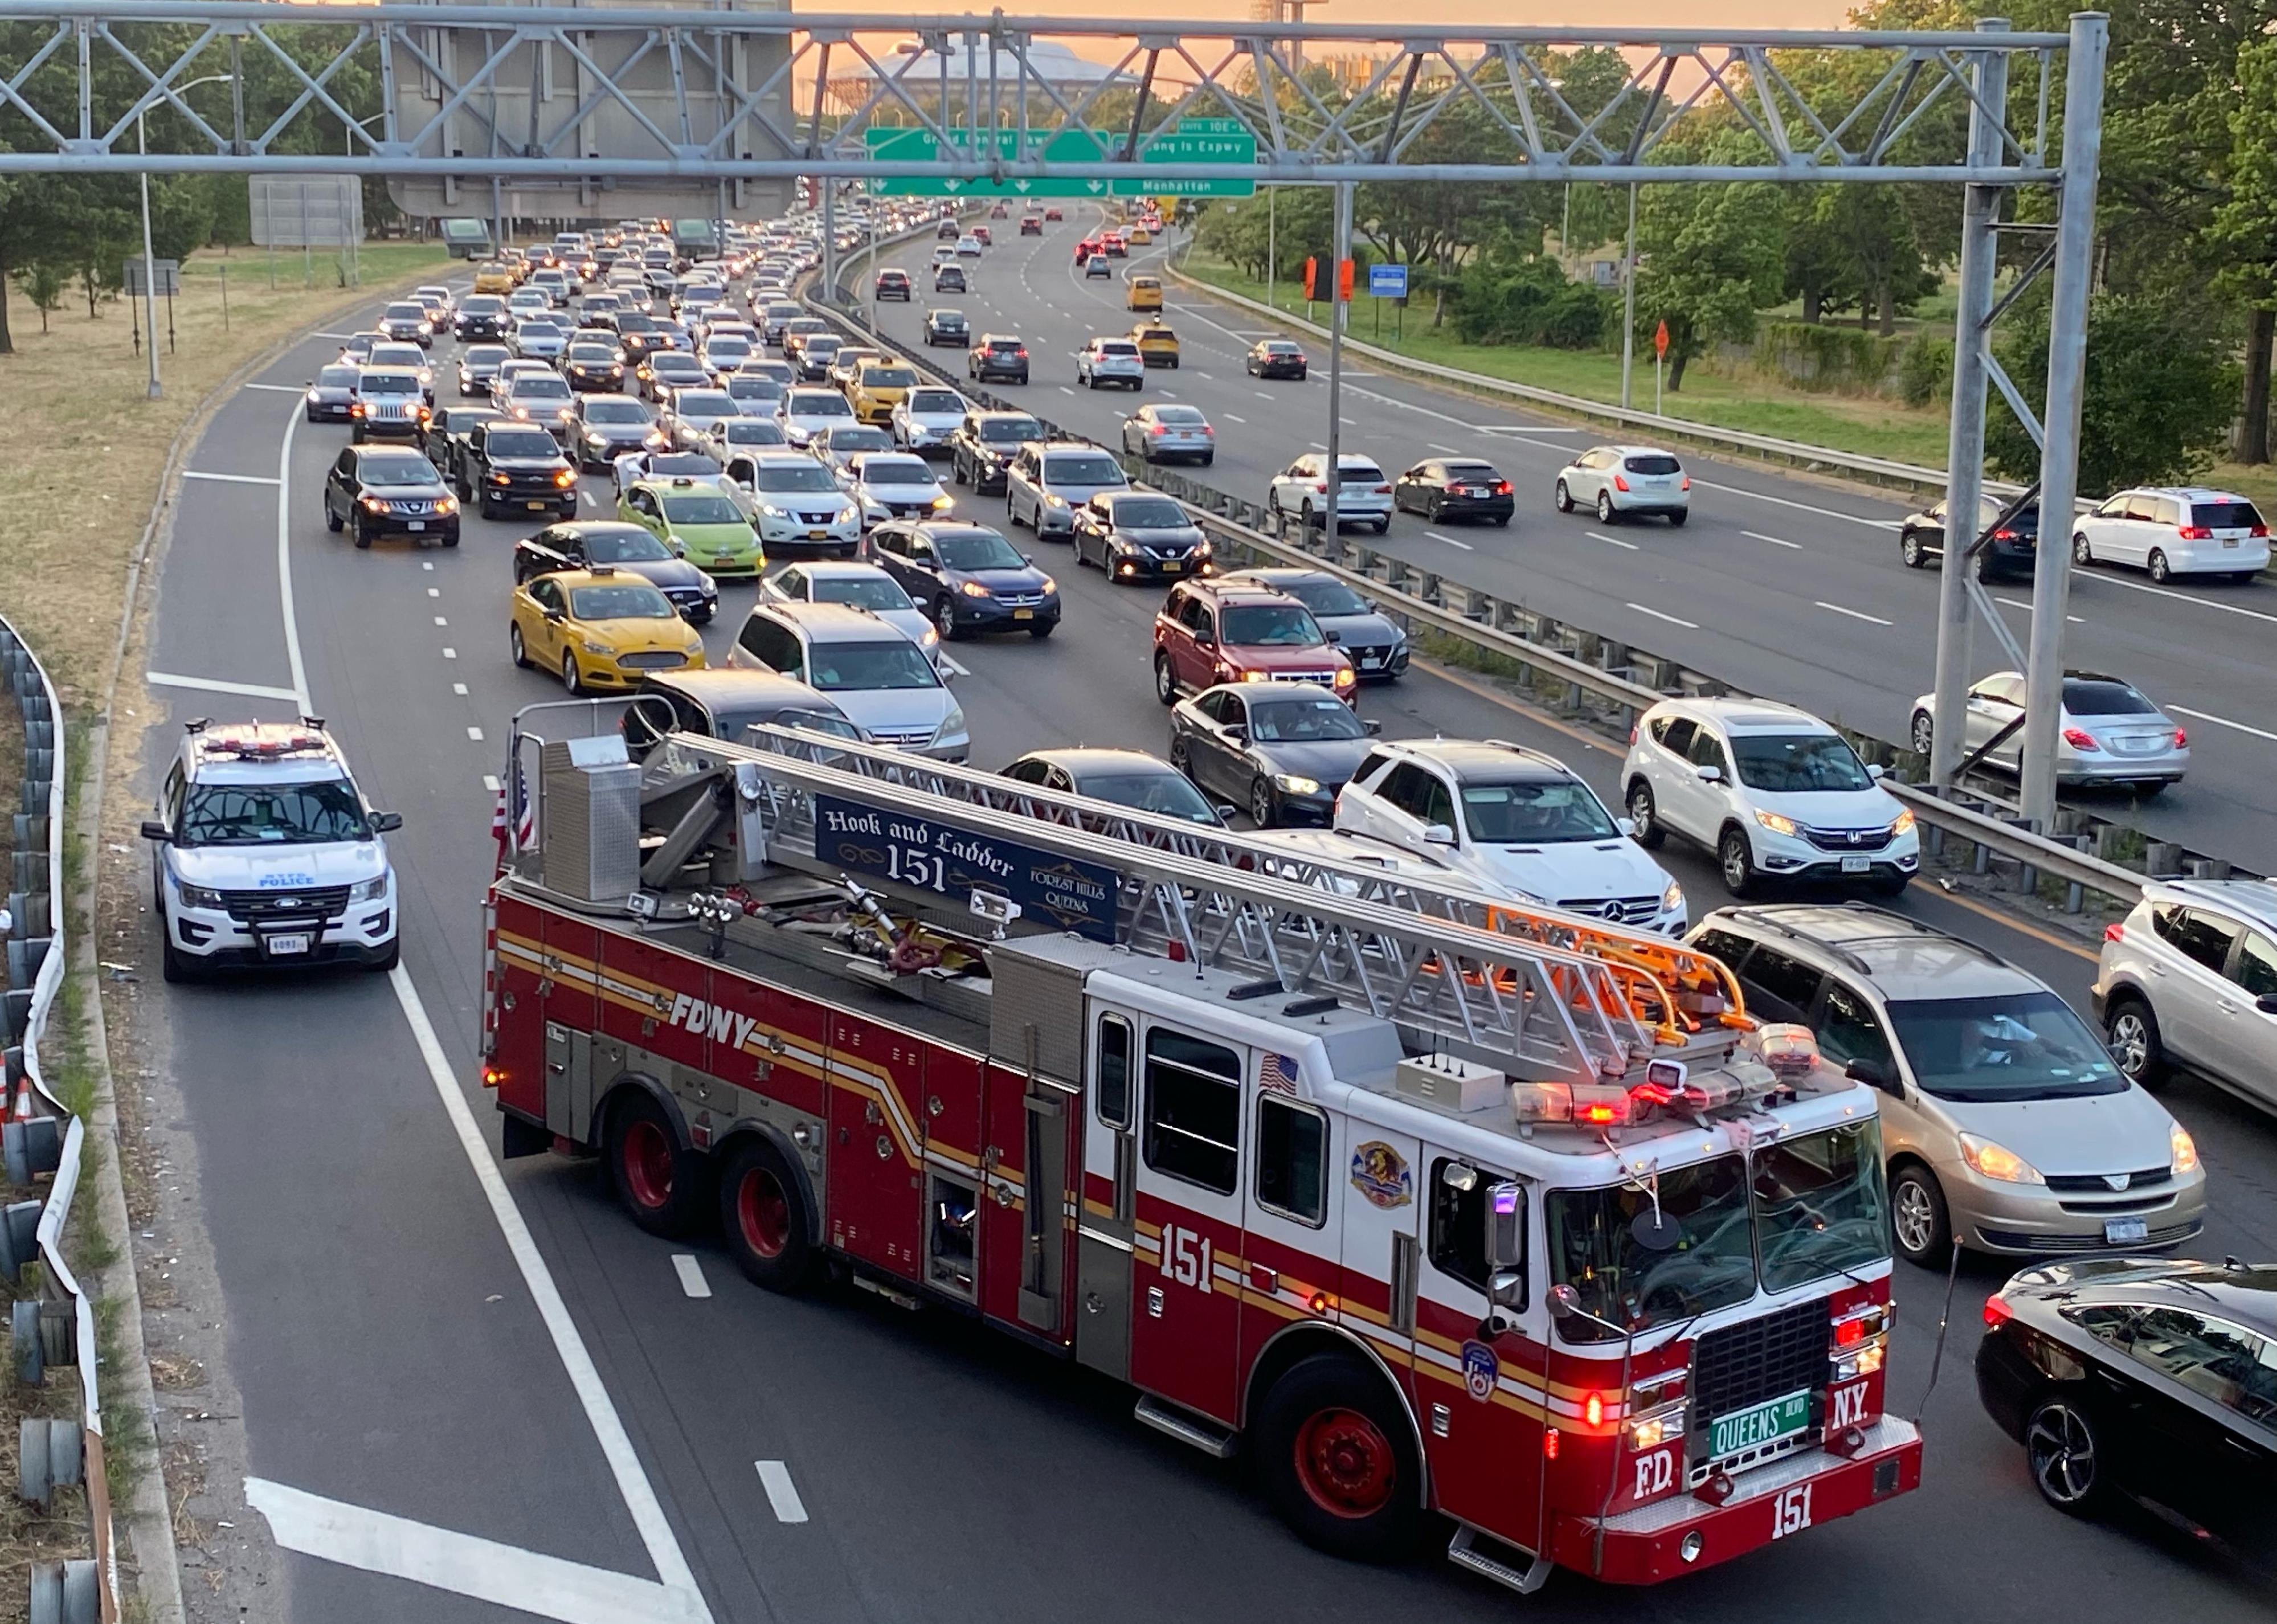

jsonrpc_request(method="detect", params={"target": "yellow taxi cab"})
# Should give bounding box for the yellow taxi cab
[827,346,883,394]
[473,261,515,295]
[1126,275,1164,313]
[1126,225,1152,246]
[850,359,921,426]
[1129,322,1180,368]
[509,566,707,695]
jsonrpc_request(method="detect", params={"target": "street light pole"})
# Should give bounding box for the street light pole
[137,111,161,399]
[1619,182,1637,411]
[1323,181,1351,538]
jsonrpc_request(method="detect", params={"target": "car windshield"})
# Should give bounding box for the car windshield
[813,576,914,611]
[756,464,839,493]
[806,641,940,691]
[1080,770,1219,824]
[618,314,658,333]
[723,422,784,444]
[676,394,734,416]
[567,345,616,362]
[660,494,744,525]
[935,531,1026,571]
[585,530,671,563]
[462,297,504,314]
[1110,498,1189,529]
[909,390,962,412]
[1883,991,2127,1102]
[177,780,371,846]
[1151,405,1204,423]
[650,455,721,477]
[1277,578,1370,617]
[1264,342,1301,355]
[1548,1156,1757,1339]
[1220,605,1323,647]
[979,417,1040,444]
[1043,453,1125,487]
[385,304,424,321]
[464,346,509,366]
[727,380,784,402]
[1460,779,1620,843]
[708,338,752,356]
[361,373,419,396]
[791,394,852,417]
[1099,343,1139,357]
[1444,463,1501,482]
[861,369,917,389]
[1730,733,1875,793]
[513,377,571,399]
[2062,680,2159,717]
[586,400,650,423]
[570,584,675,620]
[488,431,560,460]
[316,366,358,387]
[1248,697,1367,743]
[862,458,934,486]
[825,429,892,452]
[519,321,566,337]
[359,456,435,486]
[1625,454,1683,475]
[986,338,1024,353]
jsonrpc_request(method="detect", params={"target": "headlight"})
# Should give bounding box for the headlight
[1332,668,1355,689]
[959,580,992,598]
[436,496,458,514]
[554,469,577,488]
[1661,879,1685,913]
[361,496,388,513]
[348,874,389,903]
[581,639,615,656]
[1037,576,1057,595]
[761,504,790,519]
[697,571,717,593]
[667,534,685,550]
[930,495,954,510]
[1274,775,1321,795]
[305,388,321,402]
[1891,808,1916,837]
[175,881,225,911]
[1754,808,1799,837]
[920,625,939,647]
[2171,1120,2200,1173]
[490,472,512,485]
[1959,1133,2045,1185]
[936,703,967,742]
[1044,493,1066,507]
[644,432,667,448]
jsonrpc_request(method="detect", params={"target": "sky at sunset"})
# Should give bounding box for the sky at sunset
[794,2,1866,33]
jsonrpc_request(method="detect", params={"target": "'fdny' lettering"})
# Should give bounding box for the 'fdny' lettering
[665,993,759,1053]
[1828,1380,1871,1431]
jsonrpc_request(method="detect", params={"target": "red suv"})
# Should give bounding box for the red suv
[1152,581,1356,706]
[1019,214,1044,236]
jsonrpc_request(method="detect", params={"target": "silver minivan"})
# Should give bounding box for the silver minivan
[2096,878,2277,1112]
[1005,440,1129,537]
[727,601,966,760]
[1689,904,2206,1266]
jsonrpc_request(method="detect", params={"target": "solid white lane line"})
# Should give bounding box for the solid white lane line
[2168,705,2277,743]
[671,1254,712,1299]
[1993,596,2082,624]
[2083,570,2277,626]
[243,383,304,394]
[184,469,282,486]
[1814,600,1894,626]
[1425,530,1475,550]
[1584,530,1640,551]
[1742,530,1804,550]
[938,653,970,676]
[145,672,302,702]
[754,1462,809,1525]
[1692,478,1900,530]
[1628,603,1699,629]
[467,726,484,741]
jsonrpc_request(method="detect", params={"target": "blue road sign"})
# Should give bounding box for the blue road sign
[1368,263,1409,298]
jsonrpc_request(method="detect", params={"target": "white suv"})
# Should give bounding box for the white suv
[2069,485,2268,583]
[1621,698,1918,898]
[141,720,402,981]
[2095,878,2277,1112]
[1076,337,1145,390]
[1265,453,1393,534]
[1553,444,1691,525]
[1332,738,1685,931]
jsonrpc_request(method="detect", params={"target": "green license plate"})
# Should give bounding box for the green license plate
[1708,1389,1810,1458]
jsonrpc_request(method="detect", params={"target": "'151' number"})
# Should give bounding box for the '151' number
[1769,1484,1813,1540]
[1160,1223,1212,1292]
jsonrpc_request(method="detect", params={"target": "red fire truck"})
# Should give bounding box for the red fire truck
[483,712,1920,1588]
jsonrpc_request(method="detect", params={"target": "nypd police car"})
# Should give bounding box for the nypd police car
[142,719,402,980]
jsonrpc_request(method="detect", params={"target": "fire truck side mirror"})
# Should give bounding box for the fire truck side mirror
[1483,1179,1525,1296]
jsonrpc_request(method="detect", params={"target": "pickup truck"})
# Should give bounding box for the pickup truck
[453,420,580,520]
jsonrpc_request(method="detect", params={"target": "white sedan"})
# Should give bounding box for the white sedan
[891,385,971,454]
[845,452,954,528]
[1553,444,1691,526]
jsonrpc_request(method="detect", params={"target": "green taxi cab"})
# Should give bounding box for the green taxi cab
[619,475,765,578]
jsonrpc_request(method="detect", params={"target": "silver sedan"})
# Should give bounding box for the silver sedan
[1908,670,2189,791]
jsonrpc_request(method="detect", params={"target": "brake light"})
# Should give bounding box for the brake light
[2104,922,2125,943]
[1200,425,1214,435]
[1374,485,1391,494]
[1015,347,1028,358]
[1313,482,1327,493]
[2061,727,2101,751]
[1993,528,2017,541]
[1494,480,1513,495]
[1613,474,1630,492]
[1150,424,1167,436]
[2178,525,2213,540]
[1982,1294,2014,1329]
[2174,727,2188,747]
[1629,723,1639,744]
[1681,474,1691,491]
[2254,524,2270,538]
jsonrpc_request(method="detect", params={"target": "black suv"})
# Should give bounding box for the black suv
[967,333,1029,385]
[922,308,970,347]
[322,445,459,549]
[453,294,510,342]
[948,410,1043,495]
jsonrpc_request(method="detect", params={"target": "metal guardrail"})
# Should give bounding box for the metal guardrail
[1,614,115,1623]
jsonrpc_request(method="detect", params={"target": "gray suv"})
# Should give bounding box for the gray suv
[2096,878,2277,1113]
[1004,440,1129,537]
[1689,904,2206,1267]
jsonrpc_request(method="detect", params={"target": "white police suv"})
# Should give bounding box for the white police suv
[142,719,402,981]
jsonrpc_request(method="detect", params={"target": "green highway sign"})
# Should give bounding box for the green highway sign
[863,120,1256,198]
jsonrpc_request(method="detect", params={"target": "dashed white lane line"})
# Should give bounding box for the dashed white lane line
[1425,530,1475,550]
[467,726,485,741]
[755,1462,808,1524]
[938,652,971,676]
[1255,390,1274,399]
[671,1255,712,1299]
[423,561,435,571]
[183,469,282,486]
[1194,371,1213,380]
[2168,705,2277,742]
[1430,443,1466,455]
[428,587,441,598]
[1814,600,1894,626]
[452,682,468,695]
[2083,570,2277,626]
[1743,530,1805,550]
[1693,478,1900,530]
[1058,385,1076,395]
[1993,596,2083,625]
[434,616,448,626]
[1223,414,1246,424]
[580,488,596,506]
[483,774,501,793]
[1627,602,1699,629]
[1584,530,1640,551]
[442,647,457,658]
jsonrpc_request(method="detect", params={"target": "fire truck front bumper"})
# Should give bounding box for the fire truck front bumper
[1548,1417,1920,1585]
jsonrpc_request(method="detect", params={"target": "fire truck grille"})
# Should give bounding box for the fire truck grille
[1691,1298,1828,1436]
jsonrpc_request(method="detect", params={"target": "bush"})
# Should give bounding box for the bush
[1898,336,1953,408]
[1452,256,1613,349]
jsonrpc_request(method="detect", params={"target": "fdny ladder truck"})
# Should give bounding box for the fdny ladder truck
[481,709,1920,1588]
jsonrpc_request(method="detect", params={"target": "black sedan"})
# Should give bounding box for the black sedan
[1168,681,1380,827]
[561,339,629,394]
[1899,493,2041,582]
[1071,492,1212,582]
[1245,339,1308,381]
[1978,1257,2277,1570]
[322,446,460,549]
[923,308,970,347]
[1392,457,1515,526]
[513,521,719,622]
[303,363,361,423]
[1217,568,1408,682]
[1000,748,1227,826]
[869,521,1059,642]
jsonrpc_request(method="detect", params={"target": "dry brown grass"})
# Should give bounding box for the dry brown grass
[0,243,452,713]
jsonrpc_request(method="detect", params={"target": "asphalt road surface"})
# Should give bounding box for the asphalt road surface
[131,236,2277,1623]
[841,215,2277,875]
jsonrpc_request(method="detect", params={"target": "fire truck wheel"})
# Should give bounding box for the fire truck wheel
[717,1137,816,1292]
[604,1092,706,1238]
[1257,1353,1424,1560]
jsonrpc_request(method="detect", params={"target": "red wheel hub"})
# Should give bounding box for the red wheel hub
[622,1119,674,1210]
[1294,1406,1397,1518]
[737,1165,791,1259]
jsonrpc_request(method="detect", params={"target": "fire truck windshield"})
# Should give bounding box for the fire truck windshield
[1546,1120,1888,1339]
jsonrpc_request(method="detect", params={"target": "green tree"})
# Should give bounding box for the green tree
[2208,33,2277,463]
[13,257,62,333]
[1630,166,1784,391]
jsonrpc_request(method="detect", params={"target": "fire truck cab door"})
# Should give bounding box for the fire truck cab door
[1339,1126,1422,1406]
[1075,1005,1139,1382]
[1130,1018,1247,1424]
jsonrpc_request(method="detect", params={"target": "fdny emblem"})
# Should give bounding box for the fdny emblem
[1350,1140,1413,1209]
[1460,1340,1499,1403]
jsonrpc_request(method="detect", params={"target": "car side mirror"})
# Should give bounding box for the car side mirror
[671,540,688,556]
[1844,1058,1898,1093]
[1617,816,1638,838]
[1362,719,1381,736]
[369,811,404,835]
[2258,993,2277,1016]
[1423,823,1457,847]
[1694,764,1724,784]
[1194,635,1215,651]
[1866,763,1886,780]
[1324,629,1342,644]
[545,608,566,623]
[1223,725,1246,743]
[139,819,170,843]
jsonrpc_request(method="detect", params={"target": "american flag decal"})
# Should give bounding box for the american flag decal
[1260,1053,1299,1094]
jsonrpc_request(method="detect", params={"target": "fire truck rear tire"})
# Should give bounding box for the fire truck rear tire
[1256,1353,1425,1561]
[717,1136,816,1292]
[604,1091,706,1238]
